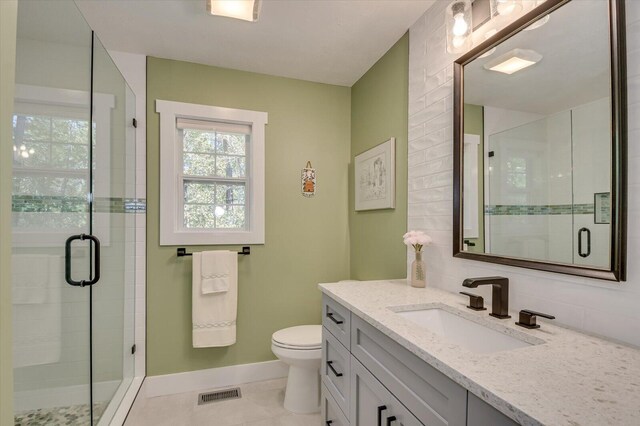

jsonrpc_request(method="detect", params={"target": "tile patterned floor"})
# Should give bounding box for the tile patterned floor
[14,402,106,426]
[124,378,321,426]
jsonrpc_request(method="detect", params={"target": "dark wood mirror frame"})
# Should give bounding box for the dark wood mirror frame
[453,0,627,282]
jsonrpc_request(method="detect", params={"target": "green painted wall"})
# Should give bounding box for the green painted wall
[349,34,409,280]
[146,57,351,375]
[0,1,18,423]
[463,103,485,253]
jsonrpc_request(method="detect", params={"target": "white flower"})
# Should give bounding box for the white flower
[403,230,432,251]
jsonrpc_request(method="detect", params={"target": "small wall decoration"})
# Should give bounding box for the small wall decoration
[301,161,316,197]
[355,137,395,211]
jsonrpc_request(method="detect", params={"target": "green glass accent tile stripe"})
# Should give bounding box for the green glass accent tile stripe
[12,195,146,213]
[485,204,598,216]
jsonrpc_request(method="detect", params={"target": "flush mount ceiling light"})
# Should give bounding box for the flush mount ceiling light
[206,0,261,22]
[483,48,542,74]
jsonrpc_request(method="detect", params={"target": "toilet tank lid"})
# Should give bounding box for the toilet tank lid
[272,325,322,348]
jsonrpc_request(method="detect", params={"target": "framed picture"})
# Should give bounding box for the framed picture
[355,137,395,211]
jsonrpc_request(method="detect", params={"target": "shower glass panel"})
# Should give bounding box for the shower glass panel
[11,1,136,424]
[90,35,137,425]
[486,100,611,269]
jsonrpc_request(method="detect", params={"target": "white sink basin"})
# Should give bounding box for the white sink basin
[396,308,532,354]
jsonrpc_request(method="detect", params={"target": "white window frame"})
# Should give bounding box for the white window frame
[156,100,267,245]
[12,84,114,247]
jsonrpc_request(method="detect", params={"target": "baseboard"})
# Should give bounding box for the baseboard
[143,360,288,398]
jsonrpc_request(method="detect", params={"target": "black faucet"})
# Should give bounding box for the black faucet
[462,277,510,319]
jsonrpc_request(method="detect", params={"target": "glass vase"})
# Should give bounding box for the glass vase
[411,250,427,288]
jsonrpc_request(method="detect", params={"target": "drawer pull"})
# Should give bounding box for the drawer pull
[327,361,343,377]
[386,415,397,425]
[377,405,387,426]
[326,421,333,426]
[326,312,344,325]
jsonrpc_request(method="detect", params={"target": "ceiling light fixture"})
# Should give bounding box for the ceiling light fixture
[483,48,542,74]
[206,0,261,22]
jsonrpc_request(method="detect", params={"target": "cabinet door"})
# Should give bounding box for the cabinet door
[350,357,423,426]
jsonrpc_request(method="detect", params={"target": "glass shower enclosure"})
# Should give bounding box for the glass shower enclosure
[12,1,137,424]
[485,98,612,269]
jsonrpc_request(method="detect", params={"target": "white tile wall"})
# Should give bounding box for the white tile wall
[408,0,640,346]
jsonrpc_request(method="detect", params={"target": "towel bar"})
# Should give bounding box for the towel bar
[177,247,250,257]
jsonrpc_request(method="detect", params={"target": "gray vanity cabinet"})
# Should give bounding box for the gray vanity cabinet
[321,295,520,426]
[351,357,423,426]
[466,394,519,426]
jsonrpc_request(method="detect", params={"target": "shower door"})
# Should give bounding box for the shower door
[12,1,136,424]
[486,102,612,269]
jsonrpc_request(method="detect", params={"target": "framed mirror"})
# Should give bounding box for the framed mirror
[453,0,627,281]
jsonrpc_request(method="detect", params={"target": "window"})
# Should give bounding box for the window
[12,84,114,247]
[156,100,267,245]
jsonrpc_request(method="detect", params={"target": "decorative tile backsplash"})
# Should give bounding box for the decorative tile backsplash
[12,195,146,213]
[485,203,598,216]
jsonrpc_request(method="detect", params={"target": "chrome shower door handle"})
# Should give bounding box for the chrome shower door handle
[65,233,101,286]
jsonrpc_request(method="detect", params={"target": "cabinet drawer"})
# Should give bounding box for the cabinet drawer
[467,393,519,426]
[322,326,351,416]
[351,315,467,426]
[351,356,423,426]
[323,295,351,348]
[322,383,350,426]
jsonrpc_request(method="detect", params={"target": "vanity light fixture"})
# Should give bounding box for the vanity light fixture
[524,0,550,31]
[478,29,498,58]
[446,0,473,54]
[490,0,523,17]
[206,0,261,22]
[483,48,542,74]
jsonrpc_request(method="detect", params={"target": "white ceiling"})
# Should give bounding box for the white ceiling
[74,0,435,87]
[464,0,611,115]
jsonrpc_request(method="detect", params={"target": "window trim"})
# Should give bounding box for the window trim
[12,84,114,247]
[156,100,267,245]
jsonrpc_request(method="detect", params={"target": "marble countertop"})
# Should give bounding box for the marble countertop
[318,279,640,426]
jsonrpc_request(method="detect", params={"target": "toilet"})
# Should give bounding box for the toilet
[271,325,322,414]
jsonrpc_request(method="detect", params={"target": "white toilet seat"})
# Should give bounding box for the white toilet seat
[271,325,322,349]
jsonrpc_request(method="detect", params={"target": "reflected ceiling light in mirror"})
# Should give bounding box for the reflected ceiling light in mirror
[206,0,261,22]
[446,0,473,54]
[483,48,542,74]
[491,0,523,17]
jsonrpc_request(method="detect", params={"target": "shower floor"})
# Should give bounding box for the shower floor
[14,402,106,426]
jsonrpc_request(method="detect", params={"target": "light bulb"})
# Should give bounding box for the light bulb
[452,13,468,36]
[452,36,466,48]
[214,206,225,217]
[21,151,29,158]
[20,145,26,151]
[13,145,17,152]
[28,148,35,154]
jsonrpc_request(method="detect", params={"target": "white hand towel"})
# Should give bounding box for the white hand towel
[201,250,231,294]
[192,251,238,348]
[13,255,62,367]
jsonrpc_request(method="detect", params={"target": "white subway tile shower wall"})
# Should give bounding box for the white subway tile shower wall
[407,0,640,346]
